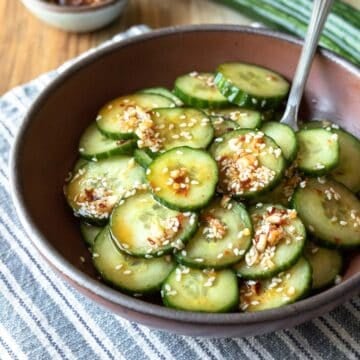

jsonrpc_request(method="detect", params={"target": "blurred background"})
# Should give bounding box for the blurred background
[1,0,359,94]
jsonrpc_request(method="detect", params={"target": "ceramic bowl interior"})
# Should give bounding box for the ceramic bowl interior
[11,26,360,336]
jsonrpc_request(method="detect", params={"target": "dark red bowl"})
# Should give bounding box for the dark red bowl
[10,25,360,337]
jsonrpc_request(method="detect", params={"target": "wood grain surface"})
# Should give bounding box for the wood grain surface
[0,0,358,94]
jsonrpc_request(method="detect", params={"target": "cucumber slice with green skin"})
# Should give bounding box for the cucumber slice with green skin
[174,72,229,108]
[206,107,262,129]
[210,117,239,137]
[239,257,311,312]
[292,178,360,249]
[162,266,238,312]
[261,122,297,162]
[110,191,198,257]
[234,204,306,280]
[211,129,285,198]
[78,123,136,161]
[302,120,360,192]
[149,108,214,152]
[214,63,290,110]
[175,199,252,269]
[80,222,103,247]
[139,87,183,106]
[134,149,153,168]
[296,128,339,176]
[93,227,175,294]
[96,93,174,140]
[304,241,343,291]
[64,155,145,224]
[147,147,218,211]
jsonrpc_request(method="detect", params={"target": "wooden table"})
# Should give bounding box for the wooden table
[0,0,358,94]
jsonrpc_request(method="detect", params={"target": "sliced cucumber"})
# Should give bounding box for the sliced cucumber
[239,257,311,312]
[147,147,218,211]
[175,199,252,269]
[292,178,360,248]
[96,93,174,140]
[214,63,290,110]
[93,227,175,294]
[64,155,145,224]
[134,149,153,168]
[174,72,229,108]
[162,266,238,312]
[234,204,306,279]
[210,117,239,137]
[261,122,297,162]
[80,222,103,247]
[206,107,262,129]
[302,120,360,192]
[139,87,183,106]
[304,241,343,290]
[296,128,339,175]
[211,129,285,198]
[149,108,214,152]
[110,191,198,257]
[79,123,136,160]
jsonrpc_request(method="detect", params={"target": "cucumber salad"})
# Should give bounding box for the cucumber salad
[64,62,360,313]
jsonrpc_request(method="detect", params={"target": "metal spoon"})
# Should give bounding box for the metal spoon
[280,0,334,131]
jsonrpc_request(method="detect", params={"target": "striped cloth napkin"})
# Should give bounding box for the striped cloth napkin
[0,25,359,360]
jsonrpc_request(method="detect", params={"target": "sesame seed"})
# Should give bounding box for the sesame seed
[80,256,85,263]
[334,275,342,285]
[251,300,260,305]
[92,253,99,258]
[115,264,123,270]
[195,258,204,263]
[123,270,132,275]
[339,220,347,226]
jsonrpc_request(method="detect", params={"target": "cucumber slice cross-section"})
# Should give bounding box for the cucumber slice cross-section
[162,266,239,312]
[239,257,311,312]
[174,72,229,108]
[79,123,136,160]
[175,198,252,269]
[234,204,306,279]
[211,129,285,198]
[96,93,175,140]
[93,227,175,294]
[64,155,145,224]
[261,122,297,162]
[214,63,290,110]
[292,178,360,248]
[296,128,339,176]
[147,147,218,211]
[110,191,198,257]
[304,241,343,290]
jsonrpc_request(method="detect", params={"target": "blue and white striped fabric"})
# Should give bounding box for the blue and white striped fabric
[0,25,359,360]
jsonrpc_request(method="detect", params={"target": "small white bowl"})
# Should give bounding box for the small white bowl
[20,0,128,33]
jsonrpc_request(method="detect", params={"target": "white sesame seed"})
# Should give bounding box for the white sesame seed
[80,256,85,263]
[123,270,132,275]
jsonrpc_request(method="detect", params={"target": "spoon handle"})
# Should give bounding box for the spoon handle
[280,0,334,130]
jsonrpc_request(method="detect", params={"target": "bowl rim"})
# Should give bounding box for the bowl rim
[10,24,360,325]
[21,0,123,13]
